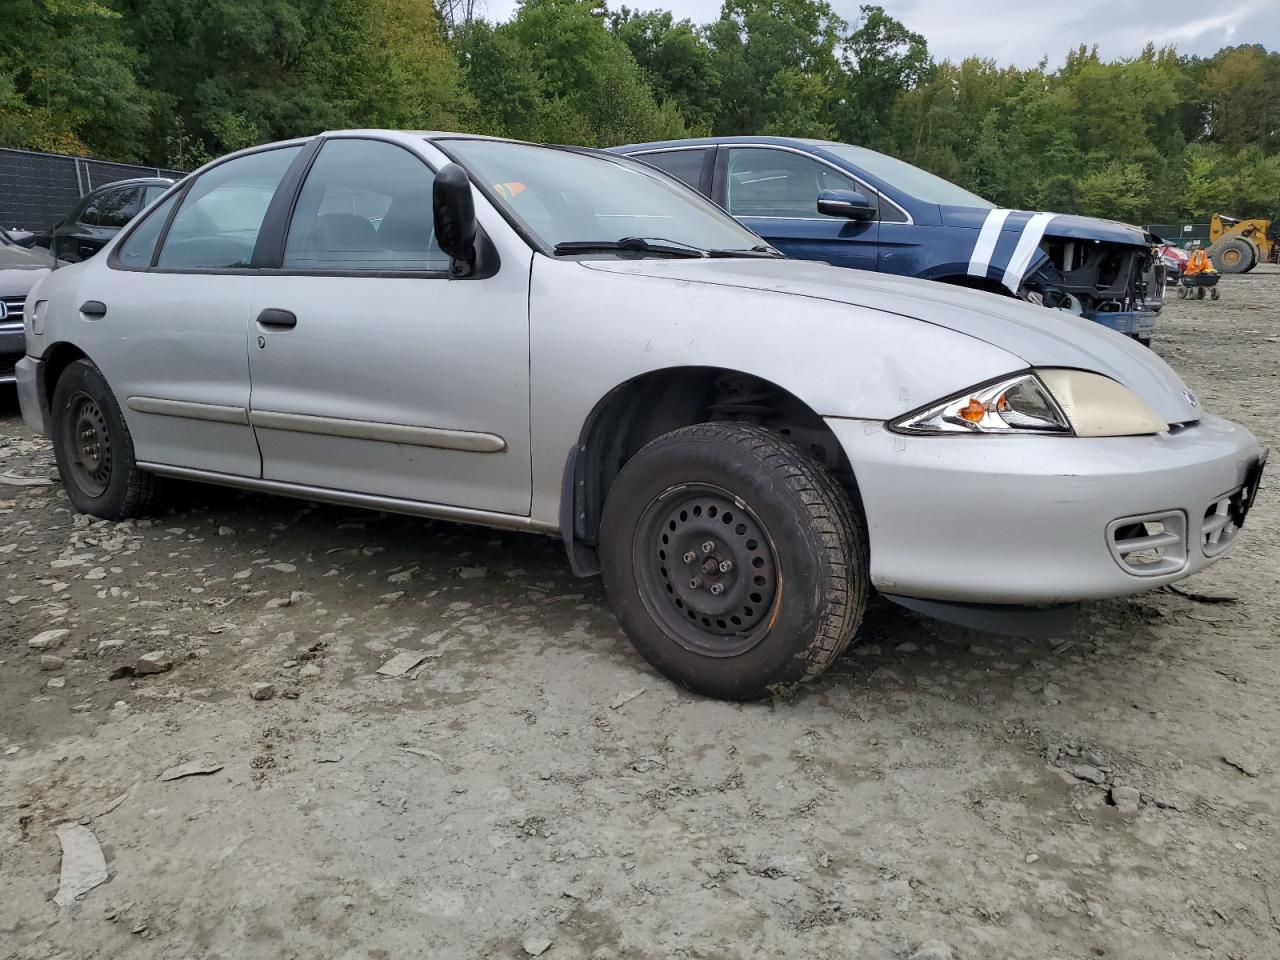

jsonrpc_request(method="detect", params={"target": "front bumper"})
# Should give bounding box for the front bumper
[829,414,1263,604]
[15,355,50,435]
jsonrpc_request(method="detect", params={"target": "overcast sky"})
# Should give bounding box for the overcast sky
[475,0,1277,67]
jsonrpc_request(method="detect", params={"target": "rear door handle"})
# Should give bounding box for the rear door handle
[256,308,297,329]
[80,300,107,318]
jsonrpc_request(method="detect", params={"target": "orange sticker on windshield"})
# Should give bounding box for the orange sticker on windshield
[493,181,527,199]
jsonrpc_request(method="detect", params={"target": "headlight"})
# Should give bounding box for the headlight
[891,369,1167,437]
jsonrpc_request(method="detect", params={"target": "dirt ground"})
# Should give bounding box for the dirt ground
[1,269,1277,960]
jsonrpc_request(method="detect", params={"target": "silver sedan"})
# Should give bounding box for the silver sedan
[15,131,1267,700]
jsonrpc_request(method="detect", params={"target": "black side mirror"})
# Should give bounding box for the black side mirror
[433,163,477,276]
[817,188,876,221]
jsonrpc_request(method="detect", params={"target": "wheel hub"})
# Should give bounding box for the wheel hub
[65,394,112,495]
[639,487,779,655]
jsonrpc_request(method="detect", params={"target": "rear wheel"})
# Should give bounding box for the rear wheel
[1211,238,1255,274]
[600,422,868,701]
[51,359,162,519]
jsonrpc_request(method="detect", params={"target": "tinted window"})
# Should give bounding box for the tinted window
[283,139,448,272]
[638,149,708,191]
[116,193,179,268]
[726,148,865,220]
[96,187,141,228]
[157,147,300,269]
[142,184,169,207]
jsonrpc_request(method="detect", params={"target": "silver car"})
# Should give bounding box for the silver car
[15,131,1267,700]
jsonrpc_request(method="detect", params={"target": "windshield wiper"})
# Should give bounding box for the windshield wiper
[708,245,784,259]
[553,237,708,258]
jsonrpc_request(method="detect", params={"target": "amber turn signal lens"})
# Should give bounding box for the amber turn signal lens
[958,398,986,423]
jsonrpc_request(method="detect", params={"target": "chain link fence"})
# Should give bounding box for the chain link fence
[0,147,185,234]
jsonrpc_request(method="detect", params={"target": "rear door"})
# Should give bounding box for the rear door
[718,146,880,272]
[84,185,143,257]
[91,145,303,476]
[244,136,532,515]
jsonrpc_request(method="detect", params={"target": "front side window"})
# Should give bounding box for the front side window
[283,139,448,272]
[638,149,708,191]
[115,192,179,268]
[156,146,301,269]
[726,148,867,220]
[96,187,141,228]
[444,139,763,254]
[142,184,170,207]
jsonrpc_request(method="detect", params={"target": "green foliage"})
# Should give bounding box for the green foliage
[0,0,1276,224]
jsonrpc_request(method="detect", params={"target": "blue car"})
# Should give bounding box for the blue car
[612,137,1165,342]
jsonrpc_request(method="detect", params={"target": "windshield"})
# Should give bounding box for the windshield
[440,139,765,254]
[812,142,995,209]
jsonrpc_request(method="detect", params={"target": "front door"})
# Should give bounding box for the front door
[245,137,532,516]
[720,146,879,272]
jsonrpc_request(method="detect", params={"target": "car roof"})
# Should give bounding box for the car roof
[87,177,176,195]
[612,135,832,152]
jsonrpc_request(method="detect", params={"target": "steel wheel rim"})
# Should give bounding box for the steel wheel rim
[63,391,112,497]
[632,483,781,658]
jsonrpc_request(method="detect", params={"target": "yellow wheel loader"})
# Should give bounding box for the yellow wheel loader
[1207,214,1278,274]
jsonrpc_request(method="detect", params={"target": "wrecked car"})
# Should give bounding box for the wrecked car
[613,137,1166,343]
[16,132,1265,701]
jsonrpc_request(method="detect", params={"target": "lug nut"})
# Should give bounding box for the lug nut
[689,578,701,589]
[718,559,734,573]
[701,540,716,554]
[683,551,697,563]
[709,583,725,596]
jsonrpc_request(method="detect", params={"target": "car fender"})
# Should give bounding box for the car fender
[526,255,1026,527]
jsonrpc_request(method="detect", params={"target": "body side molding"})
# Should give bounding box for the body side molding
[126,396,250,425]
[248,410,507,453]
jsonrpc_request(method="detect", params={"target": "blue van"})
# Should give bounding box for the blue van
[612,137,1165,343]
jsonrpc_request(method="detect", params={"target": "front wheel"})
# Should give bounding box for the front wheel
[51,359,162,518]
[600,422,868,701]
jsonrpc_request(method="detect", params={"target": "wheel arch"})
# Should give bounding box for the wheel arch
[561,365,863,576]
[935,273,1014,297]
[37,341,93,412]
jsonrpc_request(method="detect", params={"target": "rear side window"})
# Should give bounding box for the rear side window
[283,139,448,272]
[638,149,708,191]
[156,147,301,269]
[115,193,178,268]
[96,187,141,228]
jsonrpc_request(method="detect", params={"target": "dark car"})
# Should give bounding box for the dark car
[47,177,173,262]
[612,137,1165,342]
[0,231,57,385]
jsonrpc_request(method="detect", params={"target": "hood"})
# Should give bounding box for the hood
[941,206,1154,247]
[582,257,1200,425]
[0,241,55,273]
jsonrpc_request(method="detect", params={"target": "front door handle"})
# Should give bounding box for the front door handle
[80,300,107,318]
[256,308,297,330]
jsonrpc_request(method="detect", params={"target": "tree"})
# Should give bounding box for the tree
[705,0,845,135]
[0,0,153,158]
[609,7,720,133]
[832,4,930,148]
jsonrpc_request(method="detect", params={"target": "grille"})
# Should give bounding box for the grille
[1107,510,1188,576]
[1202,488,1246,557]
[1,296,24,323]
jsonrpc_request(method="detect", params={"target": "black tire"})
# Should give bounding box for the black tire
[1196,287,1207,300]
[51,359,162,519]
[1210,238,1254,274]
[600,421,868,701]
[1210,286,1221,300]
